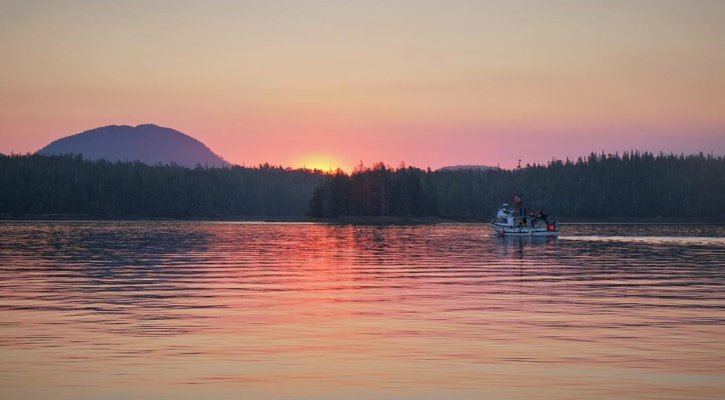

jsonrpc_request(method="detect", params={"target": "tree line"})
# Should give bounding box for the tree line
[309,152,724,219]
[1,152,722,219]
[0,154,324,217]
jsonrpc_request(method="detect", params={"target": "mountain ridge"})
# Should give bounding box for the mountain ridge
[37,124,227,168]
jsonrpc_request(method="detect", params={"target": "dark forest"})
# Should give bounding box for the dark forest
[0,154,323,217]
[1,152,723,219]
[310,152,724,219]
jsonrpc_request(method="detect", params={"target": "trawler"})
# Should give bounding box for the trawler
[490,194,558,236]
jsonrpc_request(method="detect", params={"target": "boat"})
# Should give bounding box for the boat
[490,194,558,236]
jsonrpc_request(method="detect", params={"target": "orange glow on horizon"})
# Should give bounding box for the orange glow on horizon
[295,154,347,173]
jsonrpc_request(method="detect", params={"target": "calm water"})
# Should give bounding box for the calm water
[1,222,724,400]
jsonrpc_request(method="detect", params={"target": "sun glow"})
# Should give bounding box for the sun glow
[296,154,346,173]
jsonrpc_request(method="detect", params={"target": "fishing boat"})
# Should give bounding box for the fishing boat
[490,194,558,236]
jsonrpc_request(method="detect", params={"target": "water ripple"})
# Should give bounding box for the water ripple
[0,222,724,399]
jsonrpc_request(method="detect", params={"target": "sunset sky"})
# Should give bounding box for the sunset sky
[1,0,724,170]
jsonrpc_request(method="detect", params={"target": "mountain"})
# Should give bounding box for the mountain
[37,124,227,168]
[438,165,498,172]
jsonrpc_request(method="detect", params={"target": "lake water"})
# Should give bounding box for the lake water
[1,222,724,399]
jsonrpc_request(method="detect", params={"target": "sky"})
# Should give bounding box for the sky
[1,0,724,170]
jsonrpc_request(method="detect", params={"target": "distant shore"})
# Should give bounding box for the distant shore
[1,214,722,224]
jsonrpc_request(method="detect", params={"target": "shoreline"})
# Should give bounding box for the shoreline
[1,214,723,225]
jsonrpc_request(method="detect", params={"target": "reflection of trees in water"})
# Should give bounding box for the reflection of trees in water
[493,235,558,260]
[43,222,212,268]
[343,225,563,293]
[349,225,486,260]
[16,222,215,336]
[345,225,564,272]
[564,223,725,238]
[494,234,725,310]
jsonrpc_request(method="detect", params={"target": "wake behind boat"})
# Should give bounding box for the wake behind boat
[490,194,558,237]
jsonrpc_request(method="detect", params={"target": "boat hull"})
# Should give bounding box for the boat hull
[490,223,559,237]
